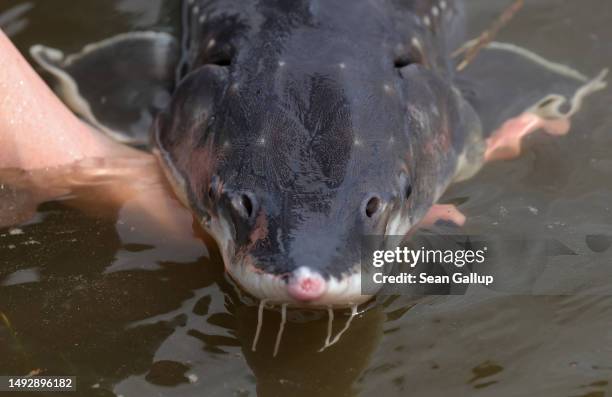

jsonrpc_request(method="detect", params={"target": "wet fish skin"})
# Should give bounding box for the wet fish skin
[154,0,482,304]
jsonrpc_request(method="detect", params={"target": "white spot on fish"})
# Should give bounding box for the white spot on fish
[193,5,199,14]
[423,16,431,27]
[383,84,392,94]
[207,39,216,49]
[440,1,447,10]
[354,137,362,146]
[278,60,286,67]
[430,103,440,117]
[411,37,422,51]
[257,137,266,145]
[199,15,206,24]
[432,6,439,17]
[339,62,346,69]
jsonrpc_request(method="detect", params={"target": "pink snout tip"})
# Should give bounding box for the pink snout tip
[287,269,327,302]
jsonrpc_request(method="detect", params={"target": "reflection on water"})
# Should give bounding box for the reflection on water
[1,0,612,396]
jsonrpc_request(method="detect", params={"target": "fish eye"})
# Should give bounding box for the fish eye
[364,195,382,218]
[394,40,424,69]
[394,54,418,69]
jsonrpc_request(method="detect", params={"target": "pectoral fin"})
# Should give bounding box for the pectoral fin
[30,31,180,146]
[456,41,607,137]
[453,41,607,168]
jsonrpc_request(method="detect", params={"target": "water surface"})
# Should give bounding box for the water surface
[1,1,611,396]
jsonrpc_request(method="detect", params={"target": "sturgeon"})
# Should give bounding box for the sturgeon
[30,0,607,308]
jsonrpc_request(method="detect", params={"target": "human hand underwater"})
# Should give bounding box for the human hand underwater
[0,29,193,236]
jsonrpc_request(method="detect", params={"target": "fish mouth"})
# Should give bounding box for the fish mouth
[227,262,373,308]
[205,215,375,308]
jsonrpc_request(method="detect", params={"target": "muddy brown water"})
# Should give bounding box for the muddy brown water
[1,1,611,396]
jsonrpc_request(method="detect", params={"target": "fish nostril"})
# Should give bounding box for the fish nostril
[241,194,253,217]
[399,172,413,201]
[405,184,412,200]
[231,192,257,219]
[365,195,381,218]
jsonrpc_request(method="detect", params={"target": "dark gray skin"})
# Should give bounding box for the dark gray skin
[154,0,483,306]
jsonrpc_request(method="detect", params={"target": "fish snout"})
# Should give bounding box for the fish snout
[287,267,328,302]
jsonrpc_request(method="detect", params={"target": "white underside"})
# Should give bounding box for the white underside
[207,215,373,307]
[229,261,372,307]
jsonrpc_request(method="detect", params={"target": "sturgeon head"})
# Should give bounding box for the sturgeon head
[154,0,481,307]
